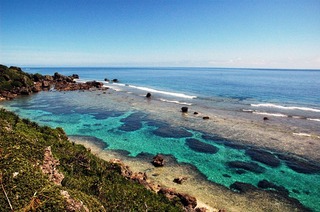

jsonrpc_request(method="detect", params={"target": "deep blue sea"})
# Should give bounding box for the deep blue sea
[1,67,320,211]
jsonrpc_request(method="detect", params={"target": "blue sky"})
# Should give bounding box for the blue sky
[1,0,319,68]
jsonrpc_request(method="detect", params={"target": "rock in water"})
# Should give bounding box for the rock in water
[173,176,188,184]
[146,92,151,98]
[152,154,165,167]
[181,107,188,113]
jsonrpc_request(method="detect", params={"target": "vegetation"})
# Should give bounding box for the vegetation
[0,109,183,211]
[0,65,36,91]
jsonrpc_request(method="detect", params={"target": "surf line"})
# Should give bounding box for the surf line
[251,103,320,113]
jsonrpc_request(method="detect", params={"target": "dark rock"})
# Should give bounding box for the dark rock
[195,207,208,212]
[202,116,210,120]
[277,154,320,174]
[227,161,266,174]
[85,81,103,88]
[42,81,51,88]
[53,72,65,81]
[153,126,192,138]
[230,181,257,193]
[112,79,119,83]
[32,83,42,92]
[104,78,109,81]
[178,193,197,209]
[181,107,188,113]
[71,74,79,79]
[186,138,219,154]
[152,154,165,167]
[257,180,289,196]
[263,117,269,120]
[173,176,188,184]
[20,87,31,95]
[245,148,281,167]
[146,92,151,98]
[193,112,199,115]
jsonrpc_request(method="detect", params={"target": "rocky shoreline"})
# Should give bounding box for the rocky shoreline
[0,65,105,100]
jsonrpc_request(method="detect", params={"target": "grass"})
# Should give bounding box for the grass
[0,108,183,211]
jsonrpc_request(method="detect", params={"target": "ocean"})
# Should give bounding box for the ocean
[1,67,320,211]
[27,67,320,121]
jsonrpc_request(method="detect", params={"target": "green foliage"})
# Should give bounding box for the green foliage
[0,65,37,91]
[0,109,183,211]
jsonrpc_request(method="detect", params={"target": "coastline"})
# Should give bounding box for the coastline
[1,66,319,211]
[71,136,310,212]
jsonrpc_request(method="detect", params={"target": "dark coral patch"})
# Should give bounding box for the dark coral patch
[245,148,281,167]
[92,111,124,120]
[153,126,193,138]
[202,134,247,150]
[119,112,146,132]
[185,138,219,154]
[227,161,266,174]
[258,180,289,196]
[277,154,320,174]
[230,182,257,193]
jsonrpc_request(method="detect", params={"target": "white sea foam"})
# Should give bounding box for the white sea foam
[122,84,197,99]
[293,133,312,137]
[242,109,254,112]
[307,118,320,122]
[159,98,192,106]
[252,111,288,117]
[251,103,320,113]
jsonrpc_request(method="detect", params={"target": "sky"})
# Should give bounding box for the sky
[0,0,320,69]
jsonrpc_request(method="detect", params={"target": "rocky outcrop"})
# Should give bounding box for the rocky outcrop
[41,146,64,186]
[109,158,200,211]
[173,176,188,184]
[0,65,106,100]
[152,154,165,167]
[60,190,90,212]
[158,188,197,210]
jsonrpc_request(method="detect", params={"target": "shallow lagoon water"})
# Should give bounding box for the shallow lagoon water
[1,90,320,211]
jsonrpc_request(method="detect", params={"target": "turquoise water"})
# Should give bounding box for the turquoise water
[1,90,320,211]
